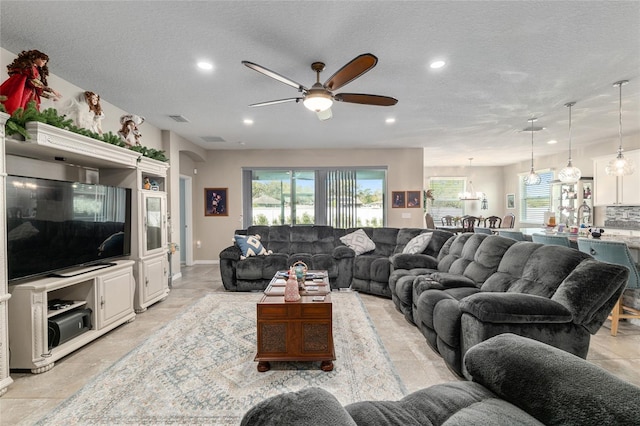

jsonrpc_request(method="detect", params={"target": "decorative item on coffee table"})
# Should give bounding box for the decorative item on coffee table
[292,260,307,291]
[283,267,301,302]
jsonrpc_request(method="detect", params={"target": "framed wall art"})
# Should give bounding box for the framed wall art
[406,191,421,208]
[506,193,515,209]
[392,191,406,208]
[205,188,228,216]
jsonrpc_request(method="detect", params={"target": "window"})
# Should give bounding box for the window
[249,170,315,225]
[244,168,386,228]
[428,177,465,223]
[519,170,554,224]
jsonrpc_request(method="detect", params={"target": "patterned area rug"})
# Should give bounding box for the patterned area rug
[37,292,406,425]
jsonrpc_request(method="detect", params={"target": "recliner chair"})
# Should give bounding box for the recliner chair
[577,238,640,336]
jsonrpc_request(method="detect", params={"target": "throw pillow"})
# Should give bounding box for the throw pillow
[403,232,433,254]
[340,229,376,255]
[233,234,272,259]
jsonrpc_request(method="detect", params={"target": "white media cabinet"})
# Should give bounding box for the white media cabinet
[8,261,136,373]
[1,121,170,378]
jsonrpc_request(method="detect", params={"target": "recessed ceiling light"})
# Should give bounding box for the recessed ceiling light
[547,139,558,144]
[243,119,254,125]
[430,60,446,69]
[197,61,213,70]
[385,118,396,124]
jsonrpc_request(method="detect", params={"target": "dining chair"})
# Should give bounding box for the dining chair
[484,215,502,228]
[501,213,515,228]
[497,230,526,241]
[474,227,493,235]
[577,238,640,336]
[425,213,436,229]
[531,233,571,247]
[462,216,481,233]
[441,215,455,226]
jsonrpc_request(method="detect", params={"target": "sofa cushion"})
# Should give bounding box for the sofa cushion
[551,259,629,333]
[241,387,357,426]
[340,229,376,255]
[234,234,271,259]
[403,232,433,254]
[465,334,640,426]
[346,382,540,426]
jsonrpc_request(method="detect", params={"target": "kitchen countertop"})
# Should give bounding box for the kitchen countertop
[519,228,640,250]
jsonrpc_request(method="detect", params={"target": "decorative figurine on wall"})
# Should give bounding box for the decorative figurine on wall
[0,49,62,114]
[118,114,144,147]
[59,90,105,134]
[143,176,151,190]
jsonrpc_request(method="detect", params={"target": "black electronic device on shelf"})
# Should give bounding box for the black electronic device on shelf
[47,308,92,349]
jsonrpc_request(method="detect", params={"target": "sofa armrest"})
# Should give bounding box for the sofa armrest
[465,334,640,426]
[460,293,572,323]
[240,387,357,426]
[390,253,438,270]
[333,245,356,259]
[219,245,242,261]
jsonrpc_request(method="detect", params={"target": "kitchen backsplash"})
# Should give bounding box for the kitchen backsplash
[604,206,640,230]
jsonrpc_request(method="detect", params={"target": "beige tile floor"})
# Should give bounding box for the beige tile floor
[1,264,639,425]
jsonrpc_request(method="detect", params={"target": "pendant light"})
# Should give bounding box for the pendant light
[524,118,541,185]
[605,80,635,176]
[558,102,582,183]
[458,158,484,200]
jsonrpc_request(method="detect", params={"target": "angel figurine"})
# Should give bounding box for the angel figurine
[118,114,144,147]
[0,49,62,114]
[59,91,105,134]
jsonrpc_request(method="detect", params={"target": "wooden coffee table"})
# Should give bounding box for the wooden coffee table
[255,270,335,372]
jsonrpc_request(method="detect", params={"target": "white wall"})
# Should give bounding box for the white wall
[191,148,424,262]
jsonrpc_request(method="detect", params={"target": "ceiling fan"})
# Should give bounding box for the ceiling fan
[242,53,398,120]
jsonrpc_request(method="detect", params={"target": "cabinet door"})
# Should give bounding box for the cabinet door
[593,157,618,206]
[142,255,167,303]
[142,193,166,256]
[620,150,640,205]
[97,268,134,329]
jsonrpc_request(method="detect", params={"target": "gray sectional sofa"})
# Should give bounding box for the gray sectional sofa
[241,333,640,426]
[219,225,453,294]
[389,233,629,376]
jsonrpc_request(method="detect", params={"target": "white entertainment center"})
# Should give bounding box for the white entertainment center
[0,116,170,381]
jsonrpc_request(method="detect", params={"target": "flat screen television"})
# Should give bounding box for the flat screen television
[6,175,132,282]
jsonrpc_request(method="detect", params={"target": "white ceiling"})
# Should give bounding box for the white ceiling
[1,1,639,166]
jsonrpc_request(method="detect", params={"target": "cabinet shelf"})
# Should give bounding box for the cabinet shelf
[47,301,87,319]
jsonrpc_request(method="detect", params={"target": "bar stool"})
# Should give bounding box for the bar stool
[531,233,571,247]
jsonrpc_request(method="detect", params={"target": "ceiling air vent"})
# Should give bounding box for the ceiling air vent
[201,136,226,143]
[168,115,190,123]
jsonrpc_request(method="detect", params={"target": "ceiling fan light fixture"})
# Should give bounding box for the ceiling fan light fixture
[303,84,333,112]
[558,102,582,183]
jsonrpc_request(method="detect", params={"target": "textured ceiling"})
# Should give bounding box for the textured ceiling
[1,1,639,166]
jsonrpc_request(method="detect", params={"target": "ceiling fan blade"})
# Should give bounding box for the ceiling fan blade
[249,98,302,107]
[316,108,332,121]
[242,61,307,92]
[323,53,378,91]
[334,93,398,106]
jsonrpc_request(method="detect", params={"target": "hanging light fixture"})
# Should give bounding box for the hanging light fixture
[605,80,635,176]
[458,158,484,200]
[524,118,541,185]
[558,102,582,183]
